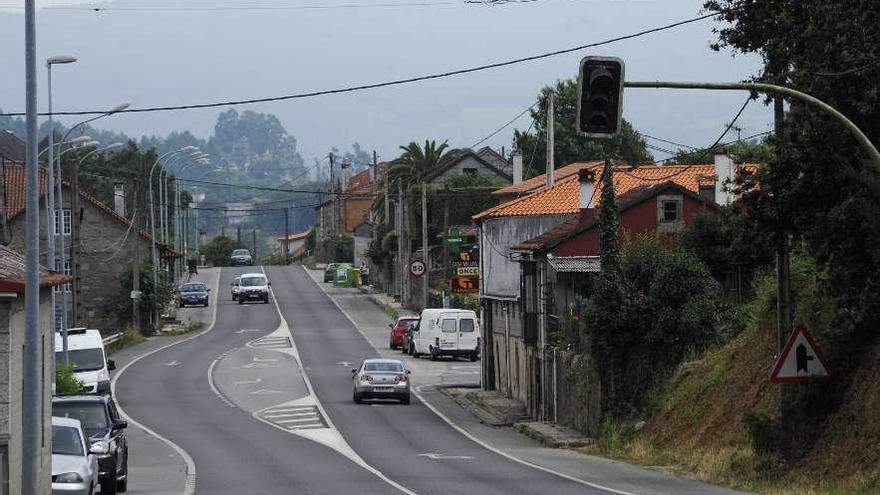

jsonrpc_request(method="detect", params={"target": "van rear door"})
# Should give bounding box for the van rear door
[458,317,478,352]
[440,318,458,352]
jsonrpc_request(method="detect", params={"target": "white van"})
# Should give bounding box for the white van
[411,309,479,361]
[55,328,115,394]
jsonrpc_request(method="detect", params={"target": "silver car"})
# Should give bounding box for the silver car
[352,358,411,405]
[52,417,100,495]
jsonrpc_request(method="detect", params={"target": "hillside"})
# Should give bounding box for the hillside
[589,324,880,494]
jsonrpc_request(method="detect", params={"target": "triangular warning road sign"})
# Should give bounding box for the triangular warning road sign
[771,325,833,383]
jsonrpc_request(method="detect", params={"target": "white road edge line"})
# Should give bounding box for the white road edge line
[303,265,638,495]
[261,266,419,495]
[110,268,222,495]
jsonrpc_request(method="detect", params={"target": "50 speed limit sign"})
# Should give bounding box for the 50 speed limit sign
[409,259,426,277]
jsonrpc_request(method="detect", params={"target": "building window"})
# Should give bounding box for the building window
[463,168,478,175]
[54,208,72,236]
[54,259,71,293]
[657,196,684,233]
[661,200,680,222]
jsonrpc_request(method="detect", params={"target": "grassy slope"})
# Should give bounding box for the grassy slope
[585,326,880,494]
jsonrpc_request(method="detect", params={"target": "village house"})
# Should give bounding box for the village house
[0,244,72,494]
[3,162,176,332]
[473,154,755,419]
[277,228,312,259]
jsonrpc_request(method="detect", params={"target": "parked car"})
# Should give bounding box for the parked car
[410,308,480,361]
[389,316,420,350]
[323,263,337,283]
[230,276,241,301]
[55,328,115,394]
[231,248,253,266]
[52,395,129,494]
[352,358,411,405]
[178,282,210,308]
[51,417,100,495]
[238,273,270,304]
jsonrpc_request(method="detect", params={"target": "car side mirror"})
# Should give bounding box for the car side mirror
[112,420,128,431]
[351,368,358,375]
[389,323,394,328]
[89,443,108,455]
[207,288,211,292]
[268,282,271,286]
[107,360,116,371]
[406,370,412,375]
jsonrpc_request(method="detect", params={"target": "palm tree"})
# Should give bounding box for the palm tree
[371,140,454,223]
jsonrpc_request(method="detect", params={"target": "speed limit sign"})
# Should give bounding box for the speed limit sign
[409,259,426,277]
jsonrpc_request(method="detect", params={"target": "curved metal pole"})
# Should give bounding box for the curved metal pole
[624,80,880,168]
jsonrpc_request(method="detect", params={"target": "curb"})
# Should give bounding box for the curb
[513,422,595,449]
[437,386,521,427]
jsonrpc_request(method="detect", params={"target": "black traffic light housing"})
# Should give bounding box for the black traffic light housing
[577,56,625,138]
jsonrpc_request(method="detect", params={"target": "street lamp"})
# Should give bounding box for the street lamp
[55,101,128,358]
[45,54,77,371]
[159,149,201,243]
[148,146,197,332]
[173,156,210,273]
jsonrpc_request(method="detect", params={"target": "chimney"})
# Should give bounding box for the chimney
[714,153,734,205]
[341,164,352,193]
[578,168,597,221]
[113,184,126,216]
[512,152,523,184]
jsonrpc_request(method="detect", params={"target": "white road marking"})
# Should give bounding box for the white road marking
[253,357,277,362]
[164,360,180,366]
[233,378,262,385]
[112,268,222,495]
[249,389,283,395]
[307,266,637,495]
[418,453,474,460]
[241,362,276,369]
[235,328,262,334]
[336,361,352,367]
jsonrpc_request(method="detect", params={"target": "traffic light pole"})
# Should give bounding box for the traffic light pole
[623,80,880,169]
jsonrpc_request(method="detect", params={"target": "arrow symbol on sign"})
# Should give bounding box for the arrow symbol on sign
[418,453,473,460]
[164,360,179,366]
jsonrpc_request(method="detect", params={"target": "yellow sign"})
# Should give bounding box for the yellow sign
[456,266,479,276]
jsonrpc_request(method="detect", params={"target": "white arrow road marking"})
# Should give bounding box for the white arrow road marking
[250,389,283,395]
[164,360,180,366]
[253,357,277,362]
[236,328,261,334]
[418,453,474,460]
[336,361,352,367]
[242,362,276,369]
[233,378,262,385]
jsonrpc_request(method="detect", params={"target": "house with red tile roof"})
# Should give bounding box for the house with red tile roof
[277,228,312,259]
[0,243,73,494]
[472,154,756,417]
[3,162,177,331]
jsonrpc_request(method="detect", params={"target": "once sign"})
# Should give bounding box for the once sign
[456,266,479,277]
[770,325,832,383]
[409,259,426,277]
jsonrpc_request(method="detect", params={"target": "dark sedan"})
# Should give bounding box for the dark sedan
[179,282,210,308]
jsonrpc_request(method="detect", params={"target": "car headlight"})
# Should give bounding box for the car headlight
[55,472,83,483]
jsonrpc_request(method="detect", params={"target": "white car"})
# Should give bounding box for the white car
[237,273,270,304]
[51,417,100,495]
[55,328,115,394]
[410,309,480,361]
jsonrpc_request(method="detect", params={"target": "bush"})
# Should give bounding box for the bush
[201,236,246,267]
[56,363,85,395]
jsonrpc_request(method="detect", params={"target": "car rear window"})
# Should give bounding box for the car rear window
[442,319,457,333]
[53,403,109,431]
[57,348,104,372]
[460,319,475,333]
[233,250,249,256]
[240,276,266,287]
[364,361,404,372]
[182,284,206,292]
[52,425,84,456]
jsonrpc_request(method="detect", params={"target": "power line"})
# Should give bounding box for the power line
[471,104,535,149]
[0,10,727,117]
[20,1,462,12]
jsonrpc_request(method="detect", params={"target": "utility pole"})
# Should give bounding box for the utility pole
[284,206,290,264]
[421,182,428,309]
[546,91,555,187]
[774,96,792,355]
[236,227,241,245]
[328,152,335,238]
[252,229,257,261]
[23,0,42,491]
[397,181,405,303]
[132,168,142,333]
[70,154,81,326]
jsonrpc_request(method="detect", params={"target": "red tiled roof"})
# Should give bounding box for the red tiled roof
[474,163,758,221]
[278,228,312,242]
[491,161,605,196]
[3,163,179,256]
[0,244,73,292]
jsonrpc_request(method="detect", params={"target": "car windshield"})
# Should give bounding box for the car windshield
[182,283,207,292]
[240,276,265,287]
[56,348,104,372]
[52,425,84,456]
[364,361,404,373]
[232,250,250,256]
[53,403,109,434]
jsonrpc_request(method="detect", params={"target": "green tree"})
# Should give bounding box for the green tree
[55,363,85,395]
[513,79,652,176]
[201,236,246,267]
[387,140,454,185]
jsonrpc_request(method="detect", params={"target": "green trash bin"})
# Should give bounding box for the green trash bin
[333,263,355,287]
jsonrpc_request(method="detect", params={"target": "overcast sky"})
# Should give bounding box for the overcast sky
[0,0,773,165]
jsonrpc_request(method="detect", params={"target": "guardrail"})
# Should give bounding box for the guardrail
[102,332,123,346]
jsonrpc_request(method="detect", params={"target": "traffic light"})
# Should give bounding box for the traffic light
[577,56,625,138]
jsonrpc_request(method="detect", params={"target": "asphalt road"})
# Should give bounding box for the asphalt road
[115,266,399,495]
[266,265,602,495]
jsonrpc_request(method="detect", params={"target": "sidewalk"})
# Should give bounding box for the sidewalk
[304,266,750,495]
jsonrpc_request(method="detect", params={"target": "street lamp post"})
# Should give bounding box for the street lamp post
[173,156,209,274]
[149,146,197,333]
